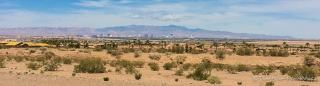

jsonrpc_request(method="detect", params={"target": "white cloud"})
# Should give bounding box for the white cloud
[74,0,109,7]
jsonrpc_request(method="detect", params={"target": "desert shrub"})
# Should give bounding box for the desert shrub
[110,60,132,68]
[300,66,317,81]
[14,56,24,62]
[280,67,289,75]
[215,50,226,60]
[52,56,62,64]
[122,48,135,53]
[186,64,211,81]
[182,63,192,71]
[303,56,315,67]
[125,65,137,74]
[115,67,121,74]
[141,48,150,53]
[62,58,72,64]
[107,50,123,57]
[207,76,222,84]
[251,65,275,75]
[175,56,186,64]
[28,56,36,62]
[39,47,47,53]
[175,69,184,76]
[148,62,159,71]
[212,63,225,71]
[237,47,254,56]
[190,50,201,54]
[36,56,46,64]
[265,81,274,86]
[149,54,161,61]
[44,51,55,60]
[314,51,320,58]
[72,72,76,77]
[135,73,142,80]
[69,48,76,51]
[156,48,166,53]
[227,65,237,74]
[163,62,177,70]
[269,50,289,57]
[83,49,91,53]
[236,64,250,72]
[74,57,106,73]
[94,46,103,51]
[44,61,61,71]
[133,60,145,68]
[237,82,242,85]
[103,77,109,81]
[27,63,41,70]
[0,56,6,68]
[29,50,36,54]
[134,52,141,58]
[175,78,179,82]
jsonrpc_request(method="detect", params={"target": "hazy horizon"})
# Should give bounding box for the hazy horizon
[0,0,319,39]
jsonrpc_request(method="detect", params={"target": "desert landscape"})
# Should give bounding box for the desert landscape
[0,40,320,86]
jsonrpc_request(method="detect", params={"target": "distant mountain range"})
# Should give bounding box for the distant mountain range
[0,25,295,39]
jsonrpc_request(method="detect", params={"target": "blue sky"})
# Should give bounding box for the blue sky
[0,0,320,39]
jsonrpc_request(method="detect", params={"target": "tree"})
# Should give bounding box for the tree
[84,42,89,49]
[306,43,310,50]
[75,42,81,48]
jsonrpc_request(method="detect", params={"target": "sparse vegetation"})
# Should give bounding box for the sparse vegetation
[265,81,274,86]
[103,77,109,81]
[135,73,142,80]
[215,50,226,60]
[148,62,159,71]
[149,54,161,61]
[175,69,184,76]
[207,76,222,84]
[0,56,6,68]
[74,57,106,73]
[27,62,41,70]
[163,62,177,70]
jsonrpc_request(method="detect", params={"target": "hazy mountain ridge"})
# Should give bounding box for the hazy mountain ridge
[0,25,294,39]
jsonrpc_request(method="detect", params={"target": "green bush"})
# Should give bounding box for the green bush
[237,47,254,56]
[0,56,6,68]
[156,48,166,53]
[133,61,145,68]
[74,57,106,73]
[265,81,274,86]
[44,51,56,60]
[251,65,275,75]
[212,63,225,71]
[44,61,61,71]
[125,65,137,74]
[303,56,315,67]
[207,76,222,84]
[94,46,103,51]
[182,63,192,71]
[148,62,159,71]
[186,64,211,81]
[149,54,161,61]
[175,56,187,64]
[236,64,250,72]
[62,58,72,64]
[175,69,184,76]
[29,50,36,54]
[288,66,317,81]
[134,52,141,58]
[175,78,179,82]
[72,72,76,77]
[215,50,226,60]
[27,63,41,70]
[14,56,24,62]
[227,65,237,74]
[280,67,289,75]
[314,51,320,58]
[163,62,177,70]
[135,73,142,80]
[115,67,121,74]
[103,77,109,81]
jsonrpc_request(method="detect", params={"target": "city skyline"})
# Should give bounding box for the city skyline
[0,0,320,39]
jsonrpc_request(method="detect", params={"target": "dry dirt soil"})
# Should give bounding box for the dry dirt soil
[0,41,320,86]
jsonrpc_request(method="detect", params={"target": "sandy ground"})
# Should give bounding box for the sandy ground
[0,44,320,86]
